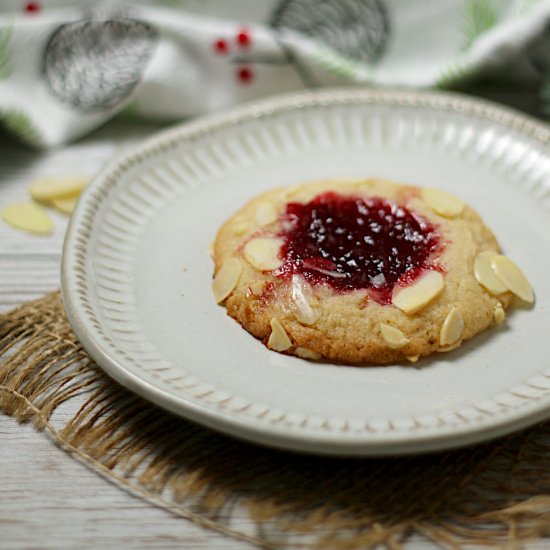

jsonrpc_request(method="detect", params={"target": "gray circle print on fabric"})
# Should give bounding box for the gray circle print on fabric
[42,18,158,111]
[270,0,390,64]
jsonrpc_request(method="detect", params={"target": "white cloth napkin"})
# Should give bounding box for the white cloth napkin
[1,0,549,147]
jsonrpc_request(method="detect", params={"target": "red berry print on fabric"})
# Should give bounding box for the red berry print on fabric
[214,39,229,55]
[236,66,253,84]
[236,29,251,48]
[212,27,258,86]
[25,1,41,13]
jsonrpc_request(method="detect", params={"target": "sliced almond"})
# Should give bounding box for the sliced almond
[437,342,461,353]
[494,304,505,325]
[212,258,242,303]
[268,318,292,351]
[392,270,444,315]
[439,307,464,346]
[282,184,309,201]
[243,237,283,271]
[1,202,54,234]
[355,180,375,192]
[255,202,278,226]
[474,251,507,295]
[232,221,250,237]
[290,275,320,325]
[249,281,266,296]
[406,355,419,363]
[491,255,534,303]
[295,347,321,360]
[421,188,464,218]
[52,196,78,215]
[380,323,409,349]
[29,176,87,203]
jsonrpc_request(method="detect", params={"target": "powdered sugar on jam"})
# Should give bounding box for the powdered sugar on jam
[276,192,442,304]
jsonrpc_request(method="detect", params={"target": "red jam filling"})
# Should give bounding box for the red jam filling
[277,192,442,304]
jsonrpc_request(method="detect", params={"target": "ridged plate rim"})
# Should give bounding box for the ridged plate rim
[62,88,550,456]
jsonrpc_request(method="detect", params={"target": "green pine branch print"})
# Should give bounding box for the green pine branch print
[117,99,140,120]
[438,0,499,88]
[436,58,473,89]
[313,47,371,81]
[0,23,13,80]
[462,0,498,51]
[516,0,541,15]
[1,109,43,146]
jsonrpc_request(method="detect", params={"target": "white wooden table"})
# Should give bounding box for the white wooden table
[1,98,548,549]
[0,121,247,550]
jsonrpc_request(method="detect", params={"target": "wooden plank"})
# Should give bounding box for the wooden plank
[0,121,251,549]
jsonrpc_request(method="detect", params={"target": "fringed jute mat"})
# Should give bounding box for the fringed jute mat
[2,292,550,549]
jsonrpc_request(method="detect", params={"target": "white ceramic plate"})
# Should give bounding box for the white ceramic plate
[62,89,550,456]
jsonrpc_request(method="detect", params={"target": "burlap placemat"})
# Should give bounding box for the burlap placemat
[2,291,550,549]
